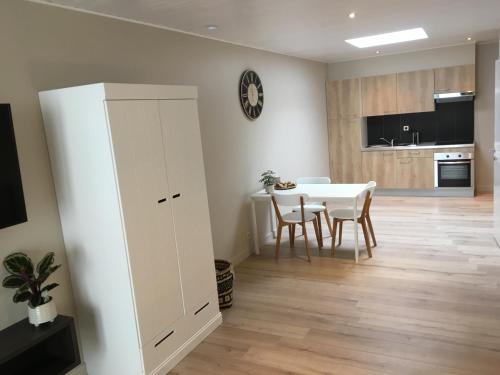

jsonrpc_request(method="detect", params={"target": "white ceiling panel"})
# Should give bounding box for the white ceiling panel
[32,0,500,62]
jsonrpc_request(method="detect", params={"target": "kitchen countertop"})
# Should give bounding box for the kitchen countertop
[361,142,475,152]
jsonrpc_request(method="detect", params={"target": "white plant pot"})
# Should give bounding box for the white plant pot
[265,185,274,194]
[28,299,57,327]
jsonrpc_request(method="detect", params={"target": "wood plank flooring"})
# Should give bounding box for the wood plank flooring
[172,194,500,374]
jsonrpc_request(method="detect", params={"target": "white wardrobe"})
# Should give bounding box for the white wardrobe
[39,83,221,375]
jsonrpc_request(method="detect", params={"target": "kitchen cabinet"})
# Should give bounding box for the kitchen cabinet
[329,117,363,183]
[361,150,396,188]
[438,147,474,154]
[397,69,435,114]
[326,78,361,119]
[395,156,434,189]
[434,64,475,93]
[397,149,434,158]
[361,74,398,117]
[39,84,221,375]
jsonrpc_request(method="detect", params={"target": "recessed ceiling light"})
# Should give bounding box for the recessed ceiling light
[206,25,218,31]
[466,37,472,41]
[376,50,380,54]
[348,12,356,19]
[345,27,428,48]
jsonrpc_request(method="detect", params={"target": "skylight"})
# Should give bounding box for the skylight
[345,28,428,48]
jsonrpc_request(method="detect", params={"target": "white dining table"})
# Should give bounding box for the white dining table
[250,183,369,262]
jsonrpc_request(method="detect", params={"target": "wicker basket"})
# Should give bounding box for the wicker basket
[214,259,233,309]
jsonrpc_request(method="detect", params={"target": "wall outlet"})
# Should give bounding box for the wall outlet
[403,125,410,132]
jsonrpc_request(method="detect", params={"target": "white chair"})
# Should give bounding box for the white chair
[330,181,377,258]
[293,176,333,248]
[271,193,321,262]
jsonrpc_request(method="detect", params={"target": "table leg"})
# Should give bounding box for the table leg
[251,200,260,255]
[270,201,277,238]
[353,197,359,263]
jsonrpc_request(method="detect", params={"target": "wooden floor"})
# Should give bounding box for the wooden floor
[172,194,500,374]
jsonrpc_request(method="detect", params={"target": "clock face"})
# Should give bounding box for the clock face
[239,70,264,120]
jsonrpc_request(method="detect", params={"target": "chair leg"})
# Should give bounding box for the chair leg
[315,213,323,248]
[275,224,283,259]
[288,224,293,248]
[360,219,372,258]
[338,221,343,246]
[366,214,377,247]
[323,205,333,237]
[302,222,311,262]
[290,224,296,247]
[331,218,338,256]
[312,218,321,248]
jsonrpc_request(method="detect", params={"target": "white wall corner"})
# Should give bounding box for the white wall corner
[229,248,251,266]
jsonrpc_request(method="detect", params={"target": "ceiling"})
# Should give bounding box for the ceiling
[34,0,500,62]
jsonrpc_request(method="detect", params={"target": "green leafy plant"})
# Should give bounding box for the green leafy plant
[2,252,60,308]
[259,170,277,187]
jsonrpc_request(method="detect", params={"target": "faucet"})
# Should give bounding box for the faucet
[379,137,394,147]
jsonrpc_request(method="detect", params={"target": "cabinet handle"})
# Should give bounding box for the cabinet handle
[172,193,181,199]
[155,330,174,348]
[194,302,210,315]
[157,198,167,204]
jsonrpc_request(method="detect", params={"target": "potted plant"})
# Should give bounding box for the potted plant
[2,251,60,327]
[260,170,278,194]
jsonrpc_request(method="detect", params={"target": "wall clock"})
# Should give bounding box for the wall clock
[239,70,264,120]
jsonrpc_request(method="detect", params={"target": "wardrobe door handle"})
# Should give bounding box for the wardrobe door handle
[154,330,174,348]
[172,193,181,199]
[194,302,210,315]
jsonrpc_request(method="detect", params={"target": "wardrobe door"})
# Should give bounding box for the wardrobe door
[106,100,184,347]
[158,100,217,313]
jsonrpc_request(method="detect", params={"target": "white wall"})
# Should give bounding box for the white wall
[0,0,328,331]
[328,44,475,80]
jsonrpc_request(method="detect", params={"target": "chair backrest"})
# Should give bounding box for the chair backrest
[271,193,309,223]
[361,181,376,217]
[296,176,331,184]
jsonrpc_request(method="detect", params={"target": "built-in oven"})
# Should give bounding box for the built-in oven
[434,152,474,188]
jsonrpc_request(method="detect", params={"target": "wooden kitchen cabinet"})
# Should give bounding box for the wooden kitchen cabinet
[397,69,435,114]
[434,64,475,93]
[397,149,434,158]
[395,157,434,189]
[361,151,396,188]
[361,74,398,117]
[326,78,361,119]
[328,117,363,183]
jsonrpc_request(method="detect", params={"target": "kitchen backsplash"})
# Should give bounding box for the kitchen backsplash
[366,100,474,146]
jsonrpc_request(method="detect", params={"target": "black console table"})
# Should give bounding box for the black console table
[0,315,80,375]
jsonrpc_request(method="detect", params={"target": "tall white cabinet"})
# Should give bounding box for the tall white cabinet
[39,84,221,375]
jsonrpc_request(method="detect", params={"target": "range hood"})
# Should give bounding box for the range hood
[434,91,475,103]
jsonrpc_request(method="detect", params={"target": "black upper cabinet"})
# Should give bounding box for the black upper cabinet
[367,100,474,146]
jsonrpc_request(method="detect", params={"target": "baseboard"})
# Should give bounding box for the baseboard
[151,313,222,375]
[229,248,251,266]
[476,185,493,194]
